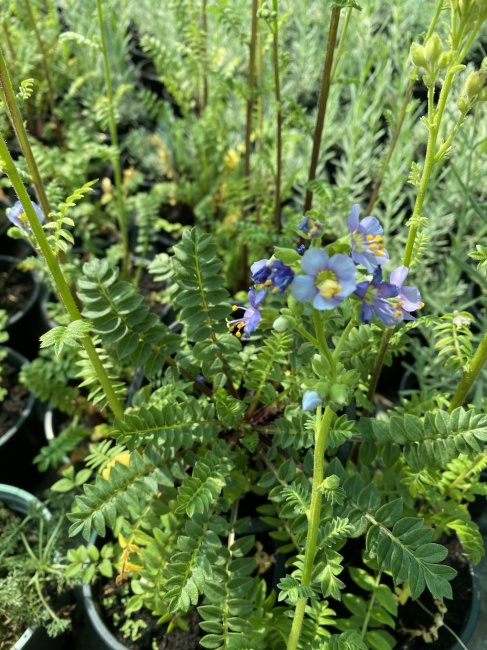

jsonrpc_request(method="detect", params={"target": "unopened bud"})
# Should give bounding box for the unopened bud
[422,74,434,87]
[465,71,487,98]
[438,51,453,69]
[457,95,469,112]
[410,42,427,68]
[479,88,487,101]
[273,315,295,332]
[329,384,348,406]
[425,33,443,65]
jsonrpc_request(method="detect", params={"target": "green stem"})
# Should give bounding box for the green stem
[272,0,282,233]
[202,0,208,110]
[330,6,352,81]
[0,46,51,218]
[96,0,130,279]
[303,7,341,214]
[333,317,357,362]
[23,0,64,146]
[449,331,487,411]
[287,405,334,650]
[0,135,124,420]
[313,309,335,372]
[296,325,319,348]
[244,0,258,181]
[366,328,392,409]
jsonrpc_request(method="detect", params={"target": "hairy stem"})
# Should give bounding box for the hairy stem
[303,7,341,214]
[449,331,487,411]
[272,0,282,233]
[0,136,124,420]
[287,405,334,650]
[96,0,130,278]
[0,46,50,217]
[23,0,64,146]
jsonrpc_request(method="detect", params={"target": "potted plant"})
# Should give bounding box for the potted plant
[0,484,82,649]
[0,1,487,648]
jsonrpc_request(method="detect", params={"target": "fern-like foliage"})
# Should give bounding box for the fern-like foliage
[433,311,475,373]
[172,227,241,379]
[68,445,173,540]
[363,407,487,471]
[44,181,97,255]
[244,331,293,406]
[77,259,180,377]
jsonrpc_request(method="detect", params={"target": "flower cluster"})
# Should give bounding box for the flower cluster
[231,205,422,340]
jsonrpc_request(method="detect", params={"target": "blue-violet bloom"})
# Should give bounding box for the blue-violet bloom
[227,287,266,338]
[348,204,389,272]
[389,266,423,322]
[7,200,45,232]
[302,390,322,411]
[290,248,356,310]
[250,258,294,294]
[298,215,324,238]
[296,244,305,255]
[354,266,399,327]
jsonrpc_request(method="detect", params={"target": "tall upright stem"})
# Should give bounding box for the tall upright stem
[202,0,208,110]
[0,48,50,218]
[303,8,341,214]
[23,0,63,146]
[272,0,282,233]
[0,136,124,420]
[244,0,259,181]
[96,0,130,278]
[449,332,487,411]
[287,405,334,650]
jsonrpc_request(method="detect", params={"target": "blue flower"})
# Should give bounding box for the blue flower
[354,267,400,327]
[290,248,357,310]
[7,200,45,232]
[227,287,266,338]
[296,244,305,255]
[389,266,423,322]
[348,204,389,272]
[302,390,322,411]
[298,215,323,238]
[250,258,294,294]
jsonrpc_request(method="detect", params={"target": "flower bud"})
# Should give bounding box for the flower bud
[478,88,487,102]
[457,95,469,112]
[465,71,487,98]
[329,384,348,406]
[425,33,443,65]
[272,315,295,332]
[438,51,453,69]
[302,390,322,411]
[410,42,427,68]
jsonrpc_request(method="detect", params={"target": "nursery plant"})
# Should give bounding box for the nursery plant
[1,1,487,650]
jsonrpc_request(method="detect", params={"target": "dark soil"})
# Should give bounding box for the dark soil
[0,363,30,437]
[0,265,34,319]
[394,537,473,650]
[98,579,202,649]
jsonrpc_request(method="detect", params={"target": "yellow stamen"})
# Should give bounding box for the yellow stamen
[232,305,238,311]
[378,244,384,250]
[229,325,235,332]
[366,234,374,241]
[419,302,424,310]
[236,331,242,338]
[395,310,402,317]
[375,250,386,257]
[375,235,382,242]
[237,322,244,329]
[264,279,272,287]
[399,300,405,306]
[319,279,341,299]
[271,286,279,294]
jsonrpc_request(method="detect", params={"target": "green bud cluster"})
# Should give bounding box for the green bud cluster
[410,33,452,87]
[458,70,487,113]
[257,2,277,20]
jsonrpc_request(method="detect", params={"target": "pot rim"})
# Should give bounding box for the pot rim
[0,348,35,447]
[0,254,40,328]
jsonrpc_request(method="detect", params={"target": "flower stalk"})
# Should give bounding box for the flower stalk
[96,0,130,279]
[0,136,124,420]
[287,404,334,650]
[303,7,341,214]
[449,331,487,411]
[271,0,282,233]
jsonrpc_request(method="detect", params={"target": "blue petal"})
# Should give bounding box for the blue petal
[354,281,369,300]
[301,248,329,276]
[360,302,373,324]
[400,286,422,312]
[250,259,270,283]
[351,250,375,272]
[389,266,408,288]
[290,275,317,303]
[302,390,322,411]
[376,282,399,299]
[360,216,383,236]
[347,204,360,232]
[374,300,398,327]
[313,293,338,310]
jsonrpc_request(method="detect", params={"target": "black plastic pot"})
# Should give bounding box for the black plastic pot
[0,348,41,491]
[0,484,66,650]
[0,255,44,359]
